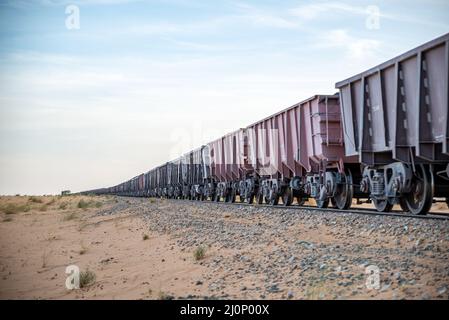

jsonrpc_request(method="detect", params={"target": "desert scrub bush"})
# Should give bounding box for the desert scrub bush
[193,246,206,261]
[1,203,30,214]
[29,196,43,203]
[79,270,96,288]
[77,199,88,209]
[149,198,155,203]
[143,234,149,240]
[3,217,13,222]
[158,291,174,300]
[59,202,68,210]
[77,199,100,210]
[63,212,77,221]
[39,204,48,212]
[46,198,56,206]
[79,245,88,255]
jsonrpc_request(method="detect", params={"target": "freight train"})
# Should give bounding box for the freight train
[82,33,449,215]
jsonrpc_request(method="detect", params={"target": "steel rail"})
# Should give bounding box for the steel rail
[161,198,449,221]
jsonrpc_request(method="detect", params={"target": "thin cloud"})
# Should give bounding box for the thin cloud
[1,0,145,8]
[316,29,381,60]
[289,1,449,28]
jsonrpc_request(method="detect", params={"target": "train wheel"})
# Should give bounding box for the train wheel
[399,198,409,212]
[373,199,393,212]
[268,188,278,206]
[230,190,236,203]
[296,197,305,206]
[246,194,255,204]
[402,164,433,215]
[214,194,220,202]
[282,189,293,206]
[269,196,279,206]
[333,170,353,210]
[256,192,264,204]
[316,198,329,208]
[330,198,338,208]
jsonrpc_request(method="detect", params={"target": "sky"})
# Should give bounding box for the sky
[0,0,448,195]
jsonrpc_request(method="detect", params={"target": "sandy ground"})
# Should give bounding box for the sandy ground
[0,196,205,299]
[0,195,448,300]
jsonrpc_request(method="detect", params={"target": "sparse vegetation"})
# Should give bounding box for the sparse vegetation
[193,246,206,261]
[79,245,88,255]
[46,235,60,241]
[79,270,96,288]
[149,199,155,204]
[46,198,56,206]
[158,291,173,300]
[77,199,102,210]
[39,204,48,212]
[29,196,43,203]
[1,203,30,214]
[63,212,77,221]
[59,202,68,210]
[143,234,149,240]
[3,217,13,222]
[77,199,89,209]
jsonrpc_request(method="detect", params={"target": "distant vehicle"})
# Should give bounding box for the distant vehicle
[61,190,71,196]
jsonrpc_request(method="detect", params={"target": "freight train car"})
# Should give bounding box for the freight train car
[208,129,249,202]
[166,158,182,199]
[244,94,361,208]
[336,33,449,214]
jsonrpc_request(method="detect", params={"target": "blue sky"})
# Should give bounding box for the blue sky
[0,0,448,195]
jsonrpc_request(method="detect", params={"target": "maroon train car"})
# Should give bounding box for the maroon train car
[208,129,252,202]
[336,33,449,214]
[244,94,359,208]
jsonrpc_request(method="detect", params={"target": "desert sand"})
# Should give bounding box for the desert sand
[0,195,207,299]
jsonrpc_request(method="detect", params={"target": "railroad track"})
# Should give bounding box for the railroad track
[166,198,449,221]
